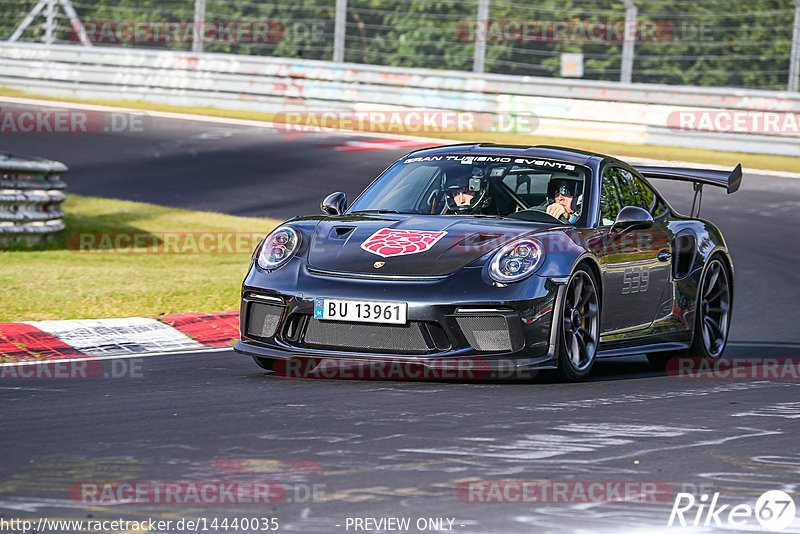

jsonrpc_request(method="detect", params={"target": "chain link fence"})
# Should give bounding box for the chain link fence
[2,0,799,91]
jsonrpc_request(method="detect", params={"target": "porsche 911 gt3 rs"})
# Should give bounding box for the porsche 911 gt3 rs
[234,144,741,381]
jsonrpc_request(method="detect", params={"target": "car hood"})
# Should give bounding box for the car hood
[306,214,550,276]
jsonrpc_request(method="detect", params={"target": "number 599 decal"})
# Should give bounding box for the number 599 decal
[622,266,650,294]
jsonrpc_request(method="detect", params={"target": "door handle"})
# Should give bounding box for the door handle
[658,249,672,262]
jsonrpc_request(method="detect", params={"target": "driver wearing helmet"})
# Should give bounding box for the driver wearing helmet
[443,169,489,214]
[545,178,581,224]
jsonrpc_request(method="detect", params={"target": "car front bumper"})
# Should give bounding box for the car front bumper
[233,262,564,376]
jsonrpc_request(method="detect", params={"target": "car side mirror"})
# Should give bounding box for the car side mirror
[321,192,347,216]
[610,206,653,233]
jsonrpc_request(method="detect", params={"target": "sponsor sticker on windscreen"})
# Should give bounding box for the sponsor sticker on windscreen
[314,298,407,324]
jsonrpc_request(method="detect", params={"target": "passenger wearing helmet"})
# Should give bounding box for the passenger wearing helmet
[545,178,581,224]
[443,169,489,214]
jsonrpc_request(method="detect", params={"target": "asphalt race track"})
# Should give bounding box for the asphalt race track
[0,100,416,221]
[2,101,800,533]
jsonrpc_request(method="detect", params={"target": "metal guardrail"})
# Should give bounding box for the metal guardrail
[0,152,67,247]
[0,42,798,156]
[7,0,800,92]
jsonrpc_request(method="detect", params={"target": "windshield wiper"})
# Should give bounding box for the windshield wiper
[350,209,406,214]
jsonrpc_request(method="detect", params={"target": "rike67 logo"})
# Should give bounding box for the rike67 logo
[360,228,447,258]
[669,490,796,531]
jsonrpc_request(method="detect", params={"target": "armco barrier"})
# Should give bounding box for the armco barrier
[0,153,67,247]
[0,42,798,156]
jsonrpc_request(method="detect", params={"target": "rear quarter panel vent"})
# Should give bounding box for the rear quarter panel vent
[673,232,697,279]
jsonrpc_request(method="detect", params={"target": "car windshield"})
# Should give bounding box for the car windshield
[348,154,589,223]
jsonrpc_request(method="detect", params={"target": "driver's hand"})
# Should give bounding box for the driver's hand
[546,203,567,219]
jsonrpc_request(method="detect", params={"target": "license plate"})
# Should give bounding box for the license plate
[314,298,407,324]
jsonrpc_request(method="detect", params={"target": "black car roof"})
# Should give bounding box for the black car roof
[402,143,615,167]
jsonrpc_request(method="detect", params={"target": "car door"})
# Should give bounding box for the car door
[596,166,672,335]
[627,171,676,329]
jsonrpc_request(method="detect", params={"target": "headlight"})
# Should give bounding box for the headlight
[256,226,301,271]
[488,238,545,283]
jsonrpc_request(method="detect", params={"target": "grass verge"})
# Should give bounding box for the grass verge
[2,87,799,173]
[0,195,280,321]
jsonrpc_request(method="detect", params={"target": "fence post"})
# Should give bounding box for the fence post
[193,0,206,53]
[44,0,56,45]
[790,0,800,92]
[58,0,93,46]
[473,0,489,73]
[10,0,93,46]
[620,0,636,83]
[333,0,347,62]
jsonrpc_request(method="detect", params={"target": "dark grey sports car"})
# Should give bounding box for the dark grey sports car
[234,144,741,381]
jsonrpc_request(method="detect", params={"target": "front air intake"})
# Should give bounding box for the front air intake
[245,301,284,339]
[303,321,429,354]
[454,315,513,352]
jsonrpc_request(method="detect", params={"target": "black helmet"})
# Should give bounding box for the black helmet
[443,168,487,214]
[547,178,578,199]
[547,178,581,211]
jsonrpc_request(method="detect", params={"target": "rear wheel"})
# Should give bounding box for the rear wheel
[252,356,274,371]
[647,256,731,369]
[557,266,600,381]
[690,257,731,358]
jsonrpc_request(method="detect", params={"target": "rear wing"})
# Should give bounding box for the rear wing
[634,164,742,194]
[633,164,742,217]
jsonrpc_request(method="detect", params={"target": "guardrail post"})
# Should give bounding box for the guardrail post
[193,0,206,53]
[620,0,636,83]
[333,0,347,62]
[473,0,490,73]
[790,0,800,92]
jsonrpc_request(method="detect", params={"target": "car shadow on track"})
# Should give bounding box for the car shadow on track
[242,342,800,385]
[725,340,800,358]
[583,341,800,384]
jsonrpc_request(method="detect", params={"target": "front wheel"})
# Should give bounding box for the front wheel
[557,266,601,381]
